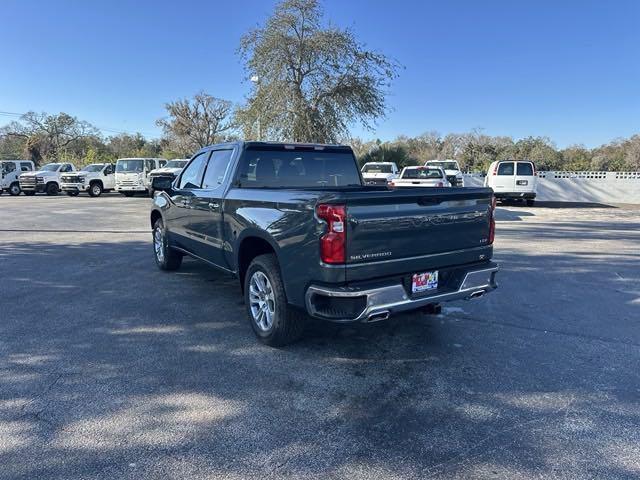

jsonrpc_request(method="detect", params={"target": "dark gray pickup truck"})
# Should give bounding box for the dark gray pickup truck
[150,142,498,346]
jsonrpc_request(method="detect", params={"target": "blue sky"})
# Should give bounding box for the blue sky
[1,0,638,148]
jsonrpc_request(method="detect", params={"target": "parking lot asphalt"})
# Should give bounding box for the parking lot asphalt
[1,193,639,480]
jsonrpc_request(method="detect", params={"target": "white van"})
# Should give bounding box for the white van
[485,160,537,206]
[114,158,166,197]
[1,160,34,195]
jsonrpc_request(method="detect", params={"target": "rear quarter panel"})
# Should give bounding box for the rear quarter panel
[223,188,345,308]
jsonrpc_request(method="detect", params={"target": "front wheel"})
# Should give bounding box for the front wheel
[88,182,103,197]
[45,183,59,196]
[152,218,182,270]
[244,254,305,347]
[9,183,21,196]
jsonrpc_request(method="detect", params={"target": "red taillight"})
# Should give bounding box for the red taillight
[316,204,346,264]
[489,196,496,245]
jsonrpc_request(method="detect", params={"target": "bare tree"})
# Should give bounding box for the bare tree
[1,112,98,165]
[157,92,235,154]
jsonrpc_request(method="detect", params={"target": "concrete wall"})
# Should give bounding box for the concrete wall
[463,171,640,204]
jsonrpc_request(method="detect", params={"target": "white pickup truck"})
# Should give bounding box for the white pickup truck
[360,162,399,186]
[60,163,116,197]
[147,159,189,197]
[425,160,465,187]
[1,160,35,195]
[389,166,451,188]
[19,162,77,196]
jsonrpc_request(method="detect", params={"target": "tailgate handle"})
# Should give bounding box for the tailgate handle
[418,196,442,206]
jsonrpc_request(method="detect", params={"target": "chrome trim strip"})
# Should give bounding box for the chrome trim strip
[171,246,236,274]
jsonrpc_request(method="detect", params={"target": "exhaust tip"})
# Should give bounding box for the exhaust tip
[367,311,390,322]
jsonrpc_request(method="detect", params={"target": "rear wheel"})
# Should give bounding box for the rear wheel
[244,253,305,347]
[9,183,21,196]
[152,218,182,270]
[88,182,103,197]
[45,183,59,196]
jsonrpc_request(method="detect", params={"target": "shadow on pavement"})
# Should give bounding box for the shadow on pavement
[0,238,639,479]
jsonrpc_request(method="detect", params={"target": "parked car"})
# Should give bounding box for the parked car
[114,158,166,197]
[1,160,34,195]
[19,162,76,196]
[150,141,498,346]
[484,160,537,206]
[361,162,399,186]
[425,160,465,187]
[147,159,189,197]
[60,163,116,197]
[389,166,451,188]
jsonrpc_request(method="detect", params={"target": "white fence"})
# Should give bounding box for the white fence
[463,171,640,204]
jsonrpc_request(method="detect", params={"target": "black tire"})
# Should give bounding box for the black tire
[526,199,535,207]
[88,182,103,197]
[66,191,80,197]
[9,183,21,196]
[45,183,59,196]
[24,191,36,196]
[122,191,135,197]
[152,218,182,271]
[244,253,305,347]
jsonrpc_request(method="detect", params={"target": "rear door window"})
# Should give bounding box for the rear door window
[497,162,515,175]
[202,150,233,189]
[516,162,534,176]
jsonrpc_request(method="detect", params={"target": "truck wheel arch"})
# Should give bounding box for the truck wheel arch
[150,210,162,230]
[237,234,280,292]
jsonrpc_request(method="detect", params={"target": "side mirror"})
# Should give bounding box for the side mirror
[152,175,174,192]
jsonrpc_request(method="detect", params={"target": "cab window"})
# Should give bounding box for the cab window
[60,164,72,172]
[497,162,514,176]
[2,162,16,174]
[20,162,33,171]
[178,152,209,189]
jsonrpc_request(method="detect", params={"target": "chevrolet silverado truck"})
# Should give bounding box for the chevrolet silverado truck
[60,163,116,197]
[19,162,77,195]
[150,142,498,346]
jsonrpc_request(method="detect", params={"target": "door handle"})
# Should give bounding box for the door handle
[208,202,219,209]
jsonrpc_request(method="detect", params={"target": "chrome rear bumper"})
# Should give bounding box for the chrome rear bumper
[305,263,498,323]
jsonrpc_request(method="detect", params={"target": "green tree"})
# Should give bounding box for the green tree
[237,0,399,143]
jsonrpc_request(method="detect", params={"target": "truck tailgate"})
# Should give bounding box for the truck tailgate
[344,188,494,282]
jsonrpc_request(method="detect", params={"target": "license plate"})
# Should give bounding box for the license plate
[412,271,438,293]
[516,180,528,185]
